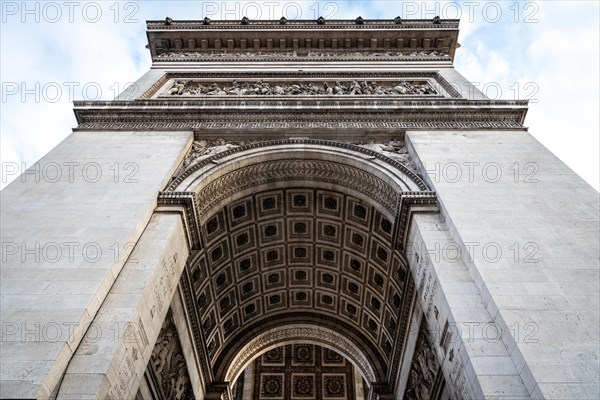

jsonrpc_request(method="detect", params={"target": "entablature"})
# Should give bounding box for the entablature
[146,18,460,62]
[73,98,528,132]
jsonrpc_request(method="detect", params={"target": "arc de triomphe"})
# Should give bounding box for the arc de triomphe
[1,18,598,400]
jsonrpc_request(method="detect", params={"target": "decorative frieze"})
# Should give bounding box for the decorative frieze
[77,119,526,131]
[140,71,462,99]
[155,50,449,62]
[163,79,438,97]
[74,105,528,132]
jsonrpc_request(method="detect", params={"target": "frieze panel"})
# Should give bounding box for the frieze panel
[163,79,438,97]
[156,50,449,62]
[141,71,461,99]
[78,120,525,131]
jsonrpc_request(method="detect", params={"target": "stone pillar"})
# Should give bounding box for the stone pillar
[406,130,600,399]
[0,131,192,399]
[56,212,189,399]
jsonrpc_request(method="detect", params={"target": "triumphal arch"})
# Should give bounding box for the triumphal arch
[1,18,598,400]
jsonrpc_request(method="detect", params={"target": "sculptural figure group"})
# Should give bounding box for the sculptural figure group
[166,79,437,96]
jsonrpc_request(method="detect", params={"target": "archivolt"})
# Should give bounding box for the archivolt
[225,324,377,385]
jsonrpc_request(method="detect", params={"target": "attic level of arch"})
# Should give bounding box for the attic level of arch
[146,18,459,61]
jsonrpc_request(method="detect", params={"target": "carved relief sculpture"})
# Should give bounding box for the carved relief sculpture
[148,310,194,400]
[163,80,437,97]
[156,50,448,60]
[404,321,442,400]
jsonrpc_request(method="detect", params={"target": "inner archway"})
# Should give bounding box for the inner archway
[231,341,370,400]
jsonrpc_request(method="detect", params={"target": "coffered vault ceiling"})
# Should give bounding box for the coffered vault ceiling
[186,186,415,385]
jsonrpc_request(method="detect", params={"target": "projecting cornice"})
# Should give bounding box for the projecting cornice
[73,99,528,132]
[146,18,460,62]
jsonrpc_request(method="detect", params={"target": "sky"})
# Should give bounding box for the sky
[1,0,599,190]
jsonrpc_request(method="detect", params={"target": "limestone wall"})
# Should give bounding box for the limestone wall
[407,130,600,399]
[0,131,192,398]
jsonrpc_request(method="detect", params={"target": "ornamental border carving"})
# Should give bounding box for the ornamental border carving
[395,193,439,252]
[225,326,377,385]
[196,159,399,215]
[179,255,214,384]
[153,50,451,63]
[211,312,391,388]
[76,111,523,122]
[77,120,525,131]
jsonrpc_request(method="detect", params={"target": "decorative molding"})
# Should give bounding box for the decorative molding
[388,269,417,392]
[395,193,439,252]
[180,258,214,388]
[225,326,378,384]
[147,19,460,30]
[163,79,438,97]
[156,192,202,250]
[196,159,399,215]
[174,138,417,183]
[74,101,528,131]
[155,50,450,62]
[77,120,526,131]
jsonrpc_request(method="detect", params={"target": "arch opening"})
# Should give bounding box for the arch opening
[165,139,434,397]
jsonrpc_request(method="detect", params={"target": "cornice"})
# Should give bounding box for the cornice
[74,111,527,132]
[73,99,528,131]
[146,18,460,61]
[146,19,460,30]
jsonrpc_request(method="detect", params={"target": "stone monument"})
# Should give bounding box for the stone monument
[1,17,598,400]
